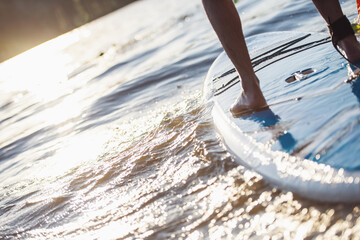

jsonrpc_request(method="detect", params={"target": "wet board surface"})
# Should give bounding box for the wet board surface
[203,31,360,202]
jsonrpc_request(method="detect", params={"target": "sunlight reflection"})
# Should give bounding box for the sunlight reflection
[37,93,84,126]
[32,129,111,180]
[0,29,90,102]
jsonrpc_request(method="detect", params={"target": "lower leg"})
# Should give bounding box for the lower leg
[312,0,343,24]
[202,0,267,114]
[313,0,360,63]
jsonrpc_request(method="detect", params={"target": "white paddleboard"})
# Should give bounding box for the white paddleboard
[204,31,360,202]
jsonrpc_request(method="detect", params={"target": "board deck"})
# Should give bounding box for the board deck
[204,31,360,202]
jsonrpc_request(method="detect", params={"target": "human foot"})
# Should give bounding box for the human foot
[327,15,360,65]
[337,34,360,64]
[230,85,268,117]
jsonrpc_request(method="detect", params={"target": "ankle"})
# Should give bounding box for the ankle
[242,81,261,94]
[337,34,360,63]
[337,34,358,49]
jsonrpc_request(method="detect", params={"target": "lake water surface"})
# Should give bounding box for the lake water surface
[1,0,360,239]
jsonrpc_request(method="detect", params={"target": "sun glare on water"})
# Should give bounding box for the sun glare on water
[0,28,112,184]
[0,29,91,101]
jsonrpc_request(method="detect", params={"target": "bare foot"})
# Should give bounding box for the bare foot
[337,35,360,64]
[230,81,268,117]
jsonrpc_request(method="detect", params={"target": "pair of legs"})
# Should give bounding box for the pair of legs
[202,0,360,115]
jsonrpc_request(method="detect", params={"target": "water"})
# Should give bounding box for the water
[0,0,359,239]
